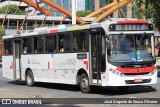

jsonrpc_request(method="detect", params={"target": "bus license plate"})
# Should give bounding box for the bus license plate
[134,78,143,82]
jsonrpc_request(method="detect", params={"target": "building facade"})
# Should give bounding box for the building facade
[0,0,27,10]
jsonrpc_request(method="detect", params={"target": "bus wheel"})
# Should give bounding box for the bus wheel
[118,86,130,91]
[26,70,35,87]
[80,73,91,93]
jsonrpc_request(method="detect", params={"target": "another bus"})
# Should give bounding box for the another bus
[2,18,157,93]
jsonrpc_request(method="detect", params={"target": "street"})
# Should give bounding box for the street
[0,67,160,107]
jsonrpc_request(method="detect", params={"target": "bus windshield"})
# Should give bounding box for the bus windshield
[107,34,154,63]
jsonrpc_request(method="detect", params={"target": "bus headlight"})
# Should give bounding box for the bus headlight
[109,68,124,77]
[149,69,156,75]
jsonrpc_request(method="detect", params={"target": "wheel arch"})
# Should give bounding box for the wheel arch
[76,68,88,84]
[25,68,32,80]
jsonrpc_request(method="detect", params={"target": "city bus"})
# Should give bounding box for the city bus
[2,18,157,93]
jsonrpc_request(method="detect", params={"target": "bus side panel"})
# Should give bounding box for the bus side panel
[54,53,89,84]
[2,56,14,80]
[21,54,55,82]
[54,53,76,84]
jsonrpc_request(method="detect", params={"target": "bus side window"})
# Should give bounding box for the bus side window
[78,32,87,51]
[23,38,32,54]
[4,40,13,55]
[64,33,71,52]
[73,33,78,51]
[72,32,87,52]
[59,34,64,52]
[34,37,37,53]
[37,36,46,53]
[46,35,57,53]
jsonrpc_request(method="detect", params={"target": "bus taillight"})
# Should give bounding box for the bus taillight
[2,39,5,56]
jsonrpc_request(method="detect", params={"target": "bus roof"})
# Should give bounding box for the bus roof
[3,18,152,39]
[3,23,101,39]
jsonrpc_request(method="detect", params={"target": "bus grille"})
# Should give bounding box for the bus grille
[125,79,151,84]
[124,72,150,75]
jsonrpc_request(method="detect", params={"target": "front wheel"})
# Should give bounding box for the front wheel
[26,70,35,87]
[80,73,91,93]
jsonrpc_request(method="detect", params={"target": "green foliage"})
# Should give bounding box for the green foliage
[0,4,26,15]
[133,0,160,30]
[76,10,92,17]
[0,26,5,39]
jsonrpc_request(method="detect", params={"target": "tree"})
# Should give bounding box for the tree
[0,4,26,15]
[134,0,160,30]
[0,26,5,56]
[76,10,92,17]
[0,26,5,39]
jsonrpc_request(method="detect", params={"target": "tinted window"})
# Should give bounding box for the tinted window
[34,36,46,53]
[59,34,72,52]
[64,33,72,52]
[73,33,78,51]
[79,32,87,51]
[72,32,87,52]
[23,38,32,54]
[4,40,13,55]
[46,35,57,52]
[37,36,46,53]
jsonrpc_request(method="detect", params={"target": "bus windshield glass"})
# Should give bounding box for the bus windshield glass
[107,34,154,63]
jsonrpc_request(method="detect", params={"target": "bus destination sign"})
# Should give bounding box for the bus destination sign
[109,24,153,31]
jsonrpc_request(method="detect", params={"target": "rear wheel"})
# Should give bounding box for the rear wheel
[26,70,35,87]
[80,73,91,93]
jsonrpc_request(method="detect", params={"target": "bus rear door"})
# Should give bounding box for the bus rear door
[13,40,22,80]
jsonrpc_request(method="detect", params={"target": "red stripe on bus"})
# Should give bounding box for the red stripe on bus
[2,39,5,56]
[49,29,58,33]
[117,20,148,24]
[48,61,50,69]
[10,62,13,69]
[83,61,88,70]
[116,66,155,74]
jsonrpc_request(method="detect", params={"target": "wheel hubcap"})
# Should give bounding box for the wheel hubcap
[81,78,88,89]
[27,75,32,84]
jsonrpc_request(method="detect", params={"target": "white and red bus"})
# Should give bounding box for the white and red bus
[2,18,157,93]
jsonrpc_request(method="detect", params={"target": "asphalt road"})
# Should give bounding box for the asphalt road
[0,67,160,107]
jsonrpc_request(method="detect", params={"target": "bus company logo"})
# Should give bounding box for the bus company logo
[2,99,11,104]
[137,69,140,73]
[66,59,76,65]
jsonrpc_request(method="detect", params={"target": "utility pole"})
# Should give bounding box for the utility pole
[72,0,76,24]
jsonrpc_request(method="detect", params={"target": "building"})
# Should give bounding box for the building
[0,0,27,10]
[0,14,94,35]
[25,0,45,16]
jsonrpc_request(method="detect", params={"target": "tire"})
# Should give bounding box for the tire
[118,86,130,91]
[26,70,35,87]
[80,73,91,93]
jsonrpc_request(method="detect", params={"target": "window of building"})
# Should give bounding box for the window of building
[23,38,32,54]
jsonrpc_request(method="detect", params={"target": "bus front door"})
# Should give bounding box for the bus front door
[13,40,21,80]
[90,31,102,85]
